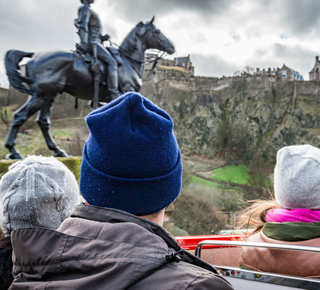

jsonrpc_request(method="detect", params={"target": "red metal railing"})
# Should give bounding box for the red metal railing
[175,234,246,250]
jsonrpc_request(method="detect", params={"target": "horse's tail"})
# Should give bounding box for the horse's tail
[5,50,35,95]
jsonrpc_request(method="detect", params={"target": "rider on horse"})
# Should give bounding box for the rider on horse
[76,0,119,100]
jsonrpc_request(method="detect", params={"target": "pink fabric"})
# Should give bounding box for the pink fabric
[265,208,320,223]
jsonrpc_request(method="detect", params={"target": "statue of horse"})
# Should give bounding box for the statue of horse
[4,17,174,159]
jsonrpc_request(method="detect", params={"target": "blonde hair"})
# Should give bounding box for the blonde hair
[237,199,280,235]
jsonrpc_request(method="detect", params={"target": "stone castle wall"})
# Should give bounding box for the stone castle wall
[141,67,320,162]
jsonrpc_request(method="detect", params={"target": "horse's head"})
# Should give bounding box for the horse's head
[139,16,175,55]
[120,16,175,67]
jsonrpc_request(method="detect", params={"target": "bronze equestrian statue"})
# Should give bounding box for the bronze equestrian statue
[5,16,174,159]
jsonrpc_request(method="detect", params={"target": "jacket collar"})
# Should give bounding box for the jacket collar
[71,204,181,250]
[71,204,218,273]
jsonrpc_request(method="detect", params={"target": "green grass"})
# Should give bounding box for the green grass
[211,165,249,185]
[190,175,222,189]
[51,129,74,139]
[0,115,88,159]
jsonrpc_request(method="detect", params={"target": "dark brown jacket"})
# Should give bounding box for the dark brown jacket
[10,205,234,289]
[240,223,320,278]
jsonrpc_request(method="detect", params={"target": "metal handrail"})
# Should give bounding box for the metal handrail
[195,240,320,289]
[195,240,320,258]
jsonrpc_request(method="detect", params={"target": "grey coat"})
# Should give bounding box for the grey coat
[10,205,234,289]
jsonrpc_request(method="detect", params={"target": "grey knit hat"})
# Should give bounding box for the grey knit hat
[274,144,320,209]
[0,156,80,236]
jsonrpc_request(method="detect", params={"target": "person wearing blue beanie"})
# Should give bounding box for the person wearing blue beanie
[80,91,183,216]
[9,92,234,290]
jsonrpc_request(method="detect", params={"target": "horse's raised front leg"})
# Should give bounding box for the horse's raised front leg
[5,95,45,159]
[37,103,68,157]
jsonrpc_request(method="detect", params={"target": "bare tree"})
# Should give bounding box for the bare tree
[242,66,255,75]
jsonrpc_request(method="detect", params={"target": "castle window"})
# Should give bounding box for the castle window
[282,70,287,78]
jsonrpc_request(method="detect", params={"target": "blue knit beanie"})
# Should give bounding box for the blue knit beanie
[80,92,182,216]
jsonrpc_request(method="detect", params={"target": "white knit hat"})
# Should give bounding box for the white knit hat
[0,156,80,236]
[274,144,320,209]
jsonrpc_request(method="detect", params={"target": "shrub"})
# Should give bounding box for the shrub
[172,191,228,235]
[212,122,254,164]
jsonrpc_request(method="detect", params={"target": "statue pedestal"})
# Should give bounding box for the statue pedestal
[0,156,82,182]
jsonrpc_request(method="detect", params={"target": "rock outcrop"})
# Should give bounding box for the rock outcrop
[141,71,320,163]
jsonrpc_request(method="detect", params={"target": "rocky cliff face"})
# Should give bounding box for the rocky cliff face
[141,72,320,163]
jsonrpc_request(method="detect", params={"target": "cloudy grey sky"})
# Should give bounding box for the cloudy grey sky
[1,0,320,87]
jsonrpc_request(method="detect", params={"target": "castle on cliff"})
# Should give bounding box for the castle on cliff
[146,52,309,83]
[143,53,320,95]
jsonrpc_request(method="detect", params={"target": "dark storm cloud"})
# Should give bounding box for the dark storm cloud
[273,0,320,36]
[101,0,236,23]
[219,0,320,41]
